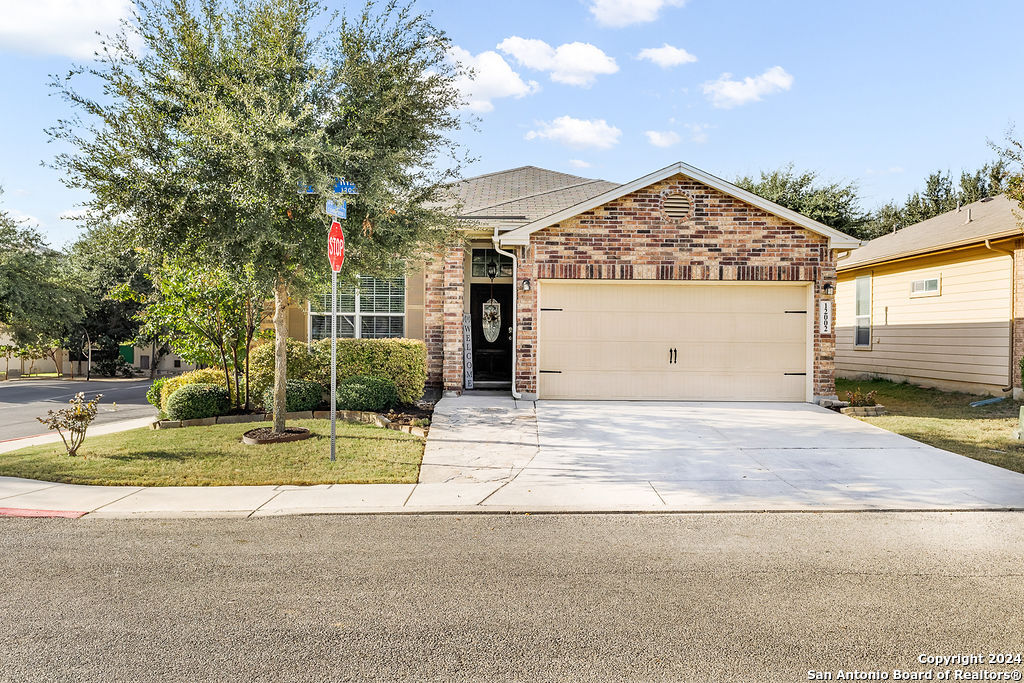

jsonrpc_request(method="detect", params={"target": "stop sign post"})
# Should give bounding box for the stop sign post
[327,220,345,462]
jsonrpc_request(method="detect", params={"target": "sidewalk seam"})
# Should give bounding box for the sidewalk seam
[0,483,61,502]
[248,491,283,518]
[86,487,149,515]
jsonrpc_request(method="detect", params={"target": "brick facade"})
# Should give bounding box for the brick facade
[431,173,839,401]
[423,246,466,392]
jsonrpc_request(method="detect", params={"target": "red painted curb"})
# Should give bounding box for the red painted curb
[0,508,86,519]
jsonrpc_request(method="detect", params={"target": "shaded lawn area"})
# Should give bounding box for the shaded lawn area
[0,419,423,486]
[836,378,1024,474]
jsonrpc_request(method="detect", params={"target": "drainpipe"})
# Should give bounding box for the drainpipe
[985,238,1017,393]
[492,228,522,399]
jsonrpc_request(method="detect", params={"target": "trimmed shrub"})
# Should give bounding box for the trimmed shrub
[337,375,399,412]
[165,383,231,421]
[248,338,320,408]
[159,367,227,412]
[260,378,324,413]
[146,378,166,408]
[310,338,426,405]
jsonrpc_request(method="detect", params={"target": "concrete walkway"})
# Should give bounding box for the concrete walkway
[2,394,1023,517]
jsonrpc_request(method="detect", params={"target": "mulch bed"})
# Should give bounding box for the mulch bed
[242,427,312,445]
[384,405,433,427]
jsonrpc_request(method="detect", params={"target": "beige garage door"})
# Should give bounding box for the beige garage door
[538,281,810,401]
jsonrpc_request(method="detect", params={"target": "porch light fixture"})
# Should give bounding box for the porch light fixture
[486,260,498,281]
[822,282,834,295]
[522,279,531,291]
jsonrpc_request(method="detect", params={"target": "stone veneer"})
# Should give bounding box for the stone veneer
[429,173,839,400]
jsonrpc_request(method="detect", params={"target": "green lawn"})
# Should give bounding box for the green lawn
[0,419,423,486]
[835,378,1024,474]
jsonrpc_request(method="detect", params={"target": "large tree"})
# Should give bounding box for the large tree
[64,223,152,377]
[866,161,1008,235]
[735,164,872,239]
[49,0,465,431]
[0,189,83,357]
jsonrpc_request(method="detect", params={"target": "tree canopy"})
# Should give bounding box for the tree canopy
[48,0,467,429]
[735,165,870,239]
[0,189,82,346]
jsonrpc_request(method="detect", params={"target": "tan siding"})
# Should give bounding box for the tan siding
[836,247,1011,393]
[404,263,425,341]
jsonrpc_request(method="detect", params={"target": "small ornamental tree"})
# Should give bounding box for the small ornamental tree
[49,0,467,433]
[131,259,271,410]
[37,392,103,457]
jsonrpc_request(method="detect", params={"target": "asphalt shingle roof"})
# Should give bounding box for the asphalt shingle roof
[444,166,619,229]
[839,194,1023,270]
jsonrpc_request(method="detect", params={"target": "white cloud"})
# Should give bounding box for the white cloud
[497,37,618,87]
[702,66,794,108]
[568,159,592,169]
[0,0,136,59]
[684,123,711,144]
[588,0,686,27]
[449,46,539,113]
[637,44,697,68]
[525,116,622,150]
[645,130,681,148]
[9,209,43,228]
[865,166,905,176]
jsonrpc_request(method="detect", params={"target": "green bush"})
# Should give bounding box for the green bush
[248,339,320,408]
[310,338,426,405]
[146,378,166,408]
[166,383,231,421]
[337,375,399,412]
[260,378,324,413]
[249,337,427,407]
[160,368,227,411]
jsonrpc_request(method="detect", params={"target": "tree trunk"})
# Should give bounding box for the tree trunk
[272,275,289,433]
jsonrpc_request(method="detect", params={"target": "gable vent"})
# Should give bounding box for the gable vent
[663,193,691,220]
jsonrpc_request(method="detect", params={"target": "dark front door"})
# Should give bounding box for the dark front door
[470,283,513,383]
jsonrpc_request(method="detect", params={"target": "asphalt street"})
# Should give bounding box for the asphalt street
[0,378,154,442]
[2,512,1023,682]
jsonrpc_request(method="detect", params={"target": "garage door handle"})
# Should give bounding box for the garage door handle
[668,348,677,364]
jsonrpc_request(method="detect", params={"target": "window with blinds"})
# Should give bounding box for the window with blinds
[309,276,405,340]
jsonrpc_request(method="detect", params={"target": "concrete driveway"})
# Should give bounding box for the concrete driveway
[420,395,1024,511]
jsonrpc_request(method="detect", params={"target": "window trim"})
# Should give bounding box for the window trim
[308,275,406,341]
[854,275,872,349]
[909,276,941,298]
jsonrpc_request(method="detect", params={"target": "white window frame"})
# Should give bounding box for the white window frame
[307,275,406,342]
[909,276,941,298]
[854,275,872,349]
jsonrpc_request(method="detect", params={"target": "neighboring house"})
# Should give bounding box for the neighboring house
[294,162,859,403]
[836,195,1023,397]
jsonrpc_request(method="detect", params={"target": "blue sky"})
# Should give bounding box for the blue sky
[1,0,1022,246]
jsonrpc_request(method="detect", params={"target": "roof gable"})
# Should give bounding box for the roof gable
[496,161,862,249]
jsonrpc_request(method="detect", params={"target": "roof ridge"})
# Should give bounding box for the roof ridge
[463,178,615,214]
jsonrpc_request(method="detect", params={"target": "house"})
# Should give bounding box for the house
[294,161,859,403]
[836,194,1023,397]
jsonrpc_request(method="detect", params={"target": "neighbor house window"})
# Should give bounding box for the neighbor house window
[910,277,940,297]
[309,275,405,340]
[855,275,871,347]
[471,249,513,278]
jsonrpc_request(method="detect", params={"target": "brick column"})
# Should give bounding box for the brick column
[441,245,465,393]
[423,254,445,387]
[516,244,538,397]
[813,249,838,401]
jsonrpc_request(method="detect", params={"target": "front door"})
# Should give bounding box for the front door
[470,283,513,384]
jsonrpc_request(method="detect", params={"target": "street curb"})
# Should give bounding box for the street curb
[0,507,86,519]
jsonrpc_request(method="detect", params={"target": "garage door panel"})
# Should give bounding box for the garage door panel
[538,282,809,401]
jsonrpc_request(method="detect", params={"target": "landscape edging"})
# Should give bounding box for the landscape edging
[151,409,427,437]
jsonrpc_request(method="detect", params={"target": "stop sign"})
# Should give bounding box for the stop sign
[327,220,345,272]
